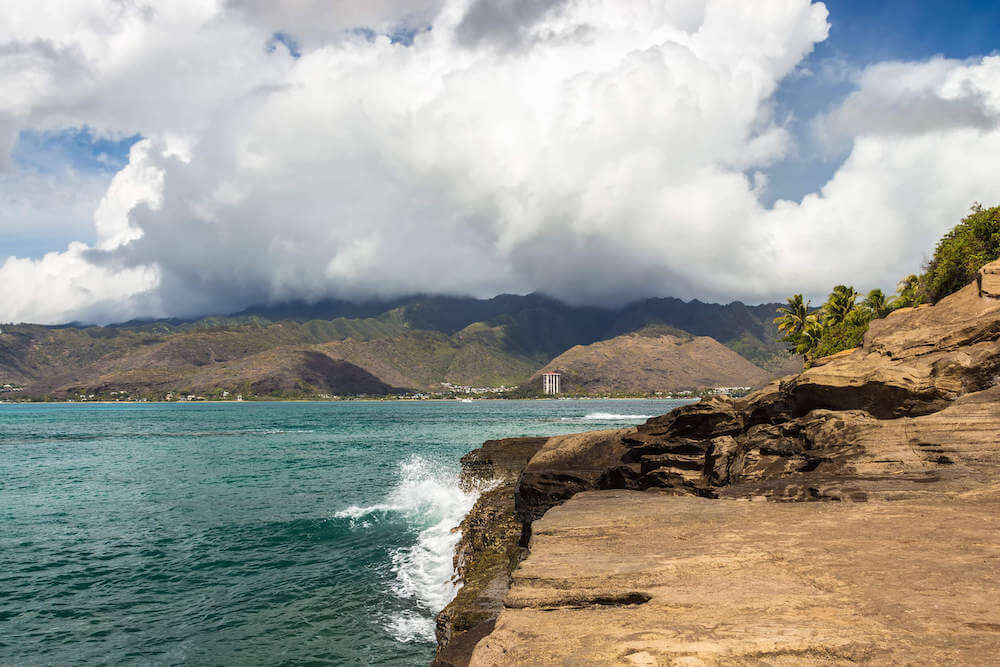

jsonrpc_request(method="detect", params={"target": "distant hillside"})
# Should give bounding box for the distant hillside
[611,298,791,372]
[530,328,772,394]
[0,293,796,399]
[229,292,790,367]
[0,323,535,397]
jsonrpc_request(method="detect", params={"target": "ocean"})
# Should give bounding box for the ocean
[0,399,693,664]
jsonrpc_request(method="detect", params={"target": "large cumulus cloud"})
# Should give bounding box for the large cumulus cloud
[1,0,998,324]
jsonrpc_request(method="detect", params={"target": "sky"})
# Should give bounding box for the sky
[1,0,999,324]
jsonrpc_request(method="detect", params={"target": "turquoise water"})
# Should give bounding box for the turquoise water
[0,399,692,665]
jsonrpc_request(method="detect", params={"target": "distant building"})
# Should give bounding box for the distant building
[541,371,561,395]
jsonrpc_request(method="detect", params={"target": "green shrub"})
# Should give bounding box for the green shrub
[918,203,1000,303]
[892,275,920,309]
[810,320,868,359]
[779,202,1000,365]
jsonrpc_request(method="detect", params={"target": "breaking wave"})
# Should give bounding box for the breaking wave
[560,412,654,421]
[334,455,480,643]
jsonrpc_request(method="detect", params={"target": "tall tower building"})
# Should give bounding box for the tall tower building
[541,371,561,395]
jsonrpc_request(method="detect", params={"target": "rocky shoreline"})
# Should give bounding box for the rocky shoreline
[435,260,1000,665]
[433,437,547,666]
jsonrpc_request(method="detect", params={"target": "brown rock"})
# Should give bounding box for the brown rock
[502,258,1000,511]
[978,257,1000,299]
[470,488,1000,665]
[516,429,639,533]
[434,437,548,666]
[440,263,1000,664]
[458,437,549,487]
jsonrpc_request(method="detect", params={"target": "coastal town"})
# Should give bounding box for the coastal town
[0,378,752,403]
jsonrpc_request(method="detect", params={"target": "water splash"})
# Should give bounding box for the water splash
[382,610,436,644]
[335,455,480,643]
[559,412,653,421]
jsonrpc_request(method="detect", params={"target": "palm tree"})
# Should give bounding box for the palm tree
[774,294,810,338]
[845,306,871,327]
[893,274,920,309]
[823,285,859,325]
[863,288,891,319]
[794,316,823,360]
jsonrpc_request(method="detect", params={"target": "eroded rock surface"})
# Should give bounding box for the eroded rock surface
[517,261,1000,511]
[471,488,1000,665]
[434,437,548,666]
[438,261,1000,665]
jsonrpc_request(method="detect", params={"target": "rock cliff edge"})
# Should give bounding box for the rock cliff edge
[437,260,1000,665]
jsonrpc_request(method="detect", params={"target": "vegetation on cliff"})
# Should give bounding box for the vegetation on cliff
[907,202,1000,304]
[774,286,890,362]
[777,203,1000,363]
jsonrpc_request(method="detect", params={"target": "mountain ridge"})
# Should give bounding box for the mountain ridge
[0,293,795,398]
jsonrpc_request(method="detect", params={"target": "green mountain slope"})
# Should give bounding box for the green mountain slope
[234,292,791,364]
[0,293,794,398]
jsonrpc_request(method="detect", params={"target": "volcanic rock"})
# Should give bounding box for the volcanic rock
[434,437,548,666]
[440,259,1000,665]
[470,487,1000,665]
[514,259,1000,509]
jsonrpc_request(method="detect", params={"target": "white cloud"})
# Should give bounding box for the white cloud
[1,1,999,325]
[0,243,157,324]
[817,57,999,148]
[0,0,293,143]
[93,139,163,250]
[764,55,1000,300]
[765,127,1000,297]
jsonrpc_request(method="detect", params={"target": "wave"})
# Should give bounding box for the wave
[559,412,654,421]
[382,610,436,644]
[334,455,480,644]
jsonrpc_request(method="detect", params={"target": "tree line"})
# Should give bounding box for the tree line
[776,203,1000,364]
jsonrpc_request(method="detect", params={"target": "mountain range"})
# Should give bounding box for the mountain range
[0,293,797,399]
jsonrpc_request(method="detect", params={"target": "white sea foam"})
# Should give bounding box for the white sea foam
[333,502,397,520]
[383,610,436,644]
[336,455,481,643]
[560,412,653,421]
[334,456,477,524]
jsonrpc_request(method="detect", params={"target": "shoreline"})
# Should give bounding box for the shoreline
[433,437,549,666]
[436,263,1000,664]
[0,396,703,405]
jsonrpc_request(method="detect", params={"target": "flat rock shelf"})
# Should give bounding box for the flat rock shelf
[437,258,1000,665]
[470,488,1000,665]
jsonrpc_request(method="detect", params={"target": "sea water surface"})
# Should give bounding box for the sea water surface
[0,399,693,664]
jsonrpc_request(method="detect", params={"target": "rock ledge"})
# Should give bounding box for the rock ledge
[437,261,1000,665]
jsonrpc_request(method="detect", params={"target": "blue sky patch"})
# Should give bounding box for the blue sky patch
[389,26,430,46]
[267,31,301,58]
[762,0,1000,204]
[819,0,1000,64]
[12,127,142,175]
